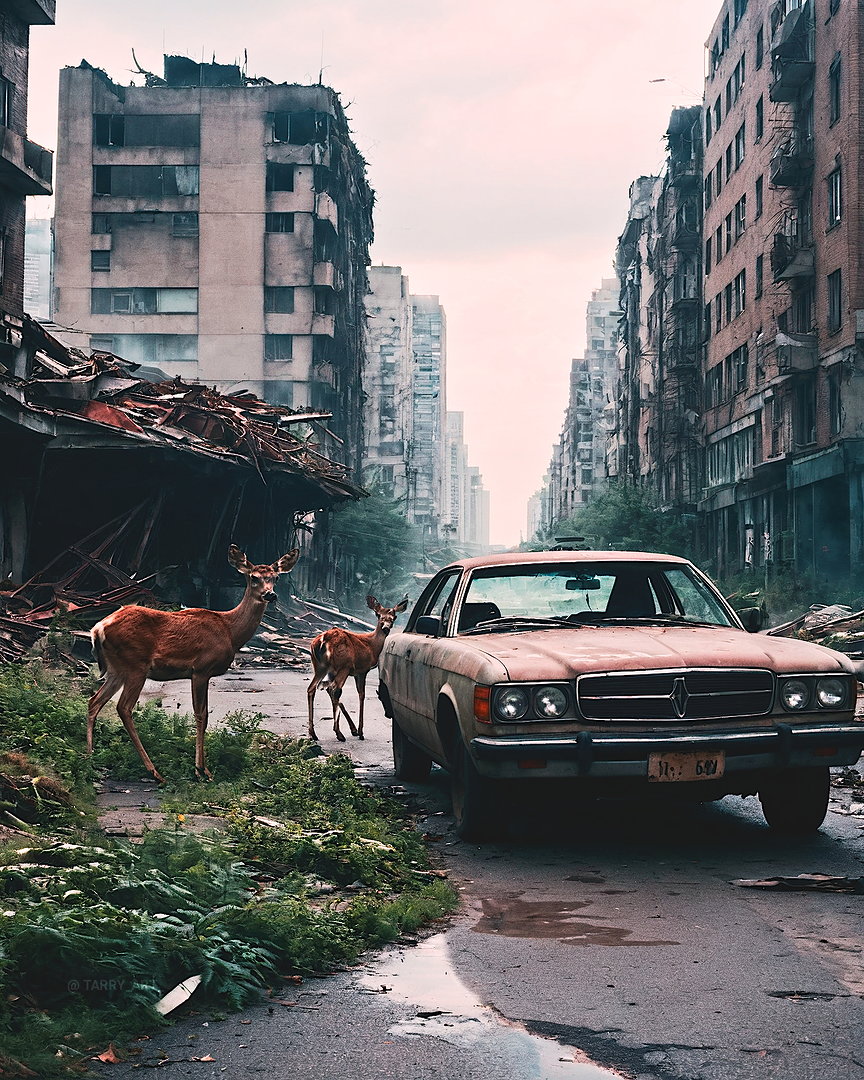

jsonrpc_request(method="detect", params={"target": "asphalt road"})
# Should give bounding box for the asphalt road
[103,665,864,1080]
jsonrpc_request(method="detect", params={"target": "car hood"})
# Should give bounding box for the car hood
[460,625,854,681]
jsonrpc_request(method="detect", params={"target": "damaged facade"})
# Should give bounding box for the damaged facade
[52,56,374,473]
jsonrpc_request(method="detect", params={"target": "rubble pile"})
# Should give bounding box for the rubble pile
[767,603,864,660]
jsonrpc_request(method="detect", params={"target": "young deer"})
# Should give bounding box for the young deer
[307,594,408,742]
[87,545,299,781]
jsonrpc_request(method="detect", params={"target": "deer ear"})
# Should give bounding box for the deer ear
[366,595,380,612]
[228,545,252,573]
[395,596,409,613]
[274,549,300,574]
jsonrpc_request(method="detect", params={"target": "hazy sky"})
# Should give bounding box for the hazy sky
[27,0,721,546]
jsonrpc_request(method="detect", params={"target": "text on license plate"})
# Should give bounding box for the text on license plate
[648,751,726,783]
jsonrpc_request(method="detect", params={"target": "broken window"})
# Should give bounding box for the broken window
[829,55,841,125]
[93,113,199,146]
[264,286,295,314]
[827,268,842,333]
[827,164,841,227]
[313,220,338,262]
[90,287,198,314]
[314,286,335,315]
[92,165,200,197]
[792,286,813,332]
[266,162,294,192]
[265,212,294,232]
[264,334,293,361]
[91,250,110,272]
[794,378,817,445]
[271,110,328,145]
[172,212,199,237]
[93,113,125,146]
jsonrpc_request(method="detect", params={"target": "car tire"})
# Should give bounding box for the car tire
[392,718,433,782]
[758,766,830,834]
[451,739,501,841]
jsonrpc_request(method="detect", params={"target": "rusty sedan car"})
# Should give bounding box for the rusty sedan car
[377,551,864,839]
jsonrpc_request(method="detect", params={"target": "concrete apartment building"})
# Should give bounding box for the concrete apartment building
[410,294,447,542]
[702,0,864,578]
[364,265,414,503]
[446,411,490,552]
[0,0,53,362]
[52,57,373,468]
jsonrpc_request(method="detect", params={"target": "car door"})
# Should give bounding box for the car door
[386,569,462,746]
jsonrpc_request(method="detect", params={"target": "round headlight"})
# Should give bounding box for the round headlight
[816,677,848,709]
[780,678,810,711]
[494,687,530,721]
[533,685,569,719]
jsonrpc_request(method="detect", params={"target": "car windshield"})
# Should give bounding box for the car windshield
[457,561,735,632]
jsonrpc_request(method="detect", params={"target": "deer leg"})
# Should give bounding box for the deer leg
[306,668,323,741]
[354,673,367,740]
[326,672,357,741]
[86,671,123,754]
[115,673,165,783]
[191,674,212,780]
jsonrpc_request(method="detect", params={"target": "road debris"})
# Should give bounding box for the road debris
[733,873,864,893]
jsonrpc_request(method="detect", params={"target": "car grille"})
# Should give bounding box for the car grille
[577,669,774,722]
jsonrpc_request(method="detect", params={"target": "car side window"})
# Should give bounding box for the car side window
[409,570,461,632]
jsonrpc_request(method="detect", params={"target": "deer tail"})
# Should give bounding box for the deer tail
[91,624,107,676]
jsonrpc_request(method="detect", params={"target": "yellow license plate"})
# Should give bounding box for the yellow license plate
[648,751,725,783]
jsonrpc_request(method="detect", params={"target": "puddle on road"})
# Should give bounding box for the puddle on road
[359,933,624,1078]
[473,896,679,947]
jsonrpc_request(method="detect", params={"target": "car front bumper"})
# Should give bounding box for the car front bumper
[471,722,864,781]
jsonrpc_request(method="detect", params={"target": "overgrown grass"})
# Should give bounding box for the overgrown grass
[0,662,456,1076]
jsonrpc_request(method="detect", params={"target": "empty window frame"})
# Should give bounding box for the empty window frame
[827,164,842,227]
[264,286,295,313]
[265,212,295,232]
[755,174,764,218]
[271,110,328,145]
[92,165,200,197]
[705,106,713,145]
[829,55,842,125]
[715,294,723,334]
[314,285,335,315]
[755,253,764,298]
[93,113,199,147]
[264,334,293,361]
[265,162,294,192]
[827,268,843,332]
[755,25,764,69]
[90,287,198,314]
[705,236,713,275]
[755,95,764,140]
[713,98,722,134]
[704,175,713,210]
[715,224,723,263]
[172,212,199,237]
[90,250,110,272]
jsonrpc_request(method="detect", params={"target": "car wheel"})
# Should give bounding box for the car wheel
[392,718,433,782]
[451,739,501,841]
[758,766,830,834]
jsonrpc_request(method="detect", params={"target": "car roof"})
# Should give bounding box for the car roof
[438,550,693,572]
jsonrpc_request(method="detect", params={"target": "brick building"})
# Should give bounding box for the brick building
[701,0,864,578]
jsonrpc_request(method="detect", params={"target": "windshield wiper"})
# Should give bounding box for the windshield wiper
[594,614,720,627]
[461,616,588,635]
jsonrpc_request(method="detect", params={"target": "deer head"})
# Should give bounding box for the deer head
[229,545,300,603]
[366,593,409,634]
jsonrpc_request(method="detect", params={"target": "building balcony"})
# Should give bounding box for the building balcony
[771,231,814,281]
[311,313,335,336]
[313,261,342,289]
[769,55,814,102]
[770,137,813,188]
[0,127,52,195]
[776,331,817,374]
[669,157,700,191]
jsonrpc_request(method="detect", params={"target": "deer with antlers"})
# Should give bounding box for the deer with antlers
[87,545,299,781]
[307,594,408,742]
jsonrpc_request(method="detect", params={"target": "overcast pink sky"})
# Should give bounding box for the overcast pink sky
[27,0,721,546]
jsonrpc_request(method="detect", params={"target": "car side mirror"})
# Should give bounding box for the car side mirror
[739,606,764,633]
[414,615,442,637]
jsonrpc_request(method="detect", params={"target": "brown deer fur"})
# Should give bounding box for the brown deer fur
[87,545,299,781]
[307,594,408,742]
